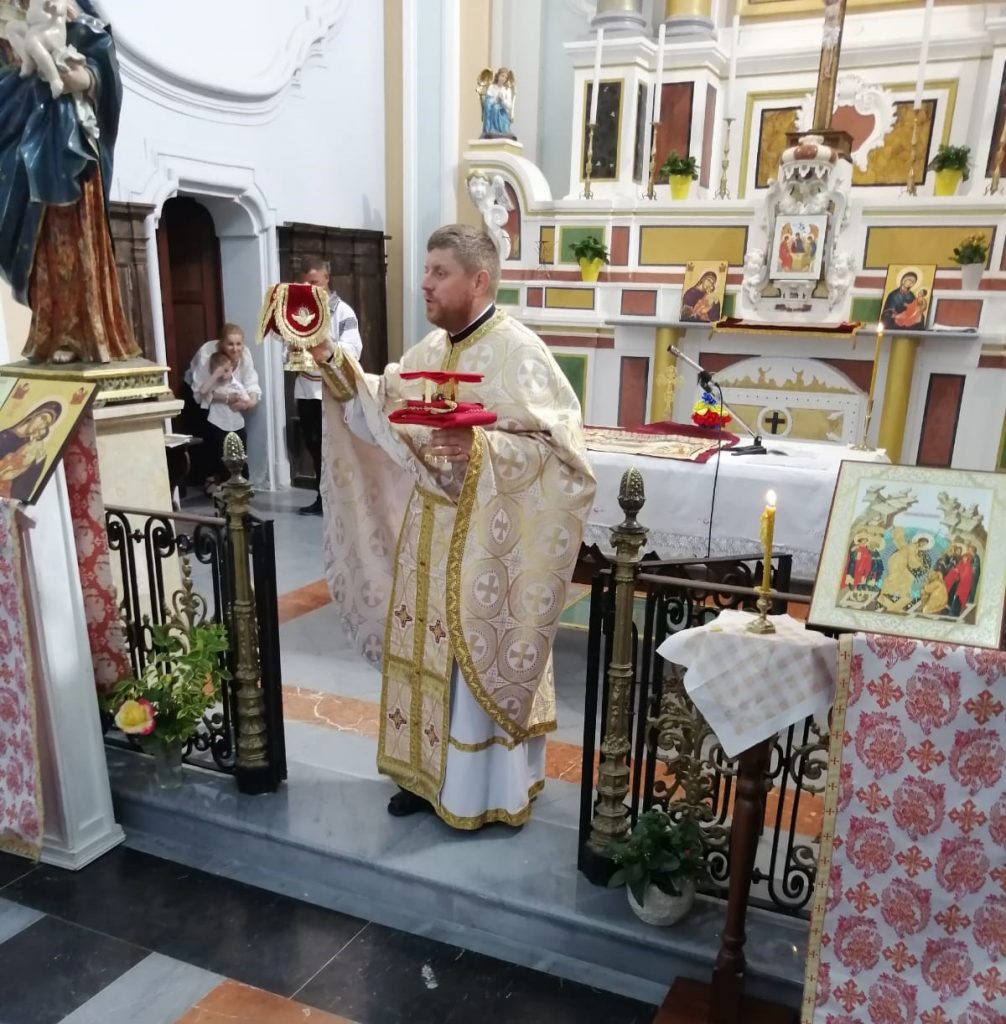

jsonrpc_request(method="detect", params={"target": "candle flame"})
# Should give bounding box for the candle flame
[876,321,884,337]
[766,489,777,508]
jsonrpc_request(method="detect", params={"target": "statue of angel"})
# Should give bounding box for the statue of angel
[466,170,514,259]
[477,66,516,141]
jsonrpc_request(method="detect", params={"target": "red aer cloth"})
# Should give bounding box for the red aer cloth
[388,401,497,428]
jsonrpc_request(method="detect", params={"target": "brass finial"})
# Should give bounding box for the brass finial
[618,467,645,520]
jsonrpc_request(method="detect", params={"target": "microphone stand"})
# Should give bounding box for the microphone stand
[669,345,767,455]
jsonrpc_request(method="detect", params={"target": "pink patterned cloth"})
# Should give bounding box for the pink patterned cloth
[803,635,1006,1024]
[0,500,43,859]
[63,415,130,693]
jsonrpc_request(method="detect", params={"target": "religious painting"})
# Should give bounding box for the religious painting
[879,263,936,331]
[986,59,1006,179]
[0,376,98,504]
[678,261,727,323]
[809,461,1006,649]
[581,80,623,181]
[769,215,826,280]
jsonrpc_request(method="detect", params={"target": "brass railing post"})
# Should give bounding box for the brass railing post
[582,468,648,882]
[219,433,274,794]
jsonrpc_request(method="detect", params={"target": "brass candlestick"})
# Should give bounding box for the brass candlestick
[851,396,876,452]
[904,106,922,196]
[746,589,776,634]
[715,117,735,199]
[644,119,659,200]
[583,122,597,200]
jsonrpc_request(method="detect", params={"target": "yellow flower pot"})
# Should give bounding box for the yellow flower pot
[579,257,604,282]
[933,168,963,196]
[669,174,693,200]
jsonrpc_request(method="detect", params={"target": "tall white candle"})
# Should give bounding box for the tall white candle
[652,23,666,124]
[589,27,604,124]
[728,15,740,118]
[914,0,935,110]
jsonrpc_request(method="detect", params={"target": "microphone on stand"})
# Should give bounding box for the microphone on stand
[668,345,767,455]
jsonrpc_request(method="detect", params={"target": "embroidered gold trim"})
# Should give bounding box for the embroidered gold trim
[415,486,454,508]
[449,734,519,753]
[318,354,355,402]
[800,633,853,1023]
[443,310,508,369]
[433,777,546,831]
[409,496,438,774]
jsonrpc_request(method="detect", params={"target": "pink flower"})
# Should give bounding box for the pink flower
[114,698,156,736]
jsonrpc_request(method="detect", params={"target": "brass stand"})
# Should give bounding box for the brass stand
[745,590,775,634]
[644,119,660,200]
[904,106,922,196]
[583,122,597,200]
[715,117,735,199]
[850,396,875,451]
[219,432,274,794]
[582,468,648,882]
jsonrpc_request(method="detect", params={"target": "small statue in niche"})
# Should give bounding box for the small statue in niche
[466,171,514,259]
[477,67,516,141]
[4,0,82,98]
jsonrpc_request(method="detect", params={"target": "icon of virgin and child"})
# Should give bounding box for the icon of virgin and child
[880,267,931,331]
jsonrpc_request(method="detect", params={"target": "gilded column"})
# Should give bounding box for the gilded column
[875,334,919,462]
[650,325,680,422]
[591,0,646,34]
[664,0,714,42]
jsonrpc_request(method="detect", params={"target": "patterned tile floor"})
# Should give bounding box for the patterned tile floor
[0,849,654,1024]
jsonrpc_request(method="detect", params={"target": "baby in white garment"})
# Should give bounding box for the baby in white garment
[3,0,83,98]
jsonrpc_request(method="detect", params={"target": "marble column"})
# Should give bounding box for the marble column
[876,334,919,462]
[591,0,647,34]
[663,0,715,42]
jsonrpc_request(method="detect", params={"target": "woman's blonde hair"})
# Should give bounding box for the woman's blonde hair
[219,322,244,343]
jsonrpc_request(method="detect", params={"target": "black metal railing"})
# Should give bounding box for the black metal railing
[578,552,834,917]
[104,503,287,791]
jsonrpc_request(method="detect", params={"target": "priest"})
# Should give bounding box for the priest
[310,224,595,829]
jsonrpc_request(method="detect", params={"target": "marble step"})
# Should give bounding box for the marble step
[106,738,808,1009]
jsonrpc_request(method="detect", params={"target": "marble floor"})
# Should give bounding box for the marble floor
[0,848,654,1024]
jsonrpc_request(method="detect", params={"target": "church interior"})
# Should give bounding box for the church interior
[0,1,1004,1022]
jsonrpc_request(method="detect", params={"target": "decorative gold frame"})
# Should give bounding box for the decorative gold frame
[809,461,1006,650]
[740,0,921,16]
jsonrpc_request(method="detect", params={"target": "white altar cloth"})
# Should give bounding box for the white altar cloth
[583,439,888,580]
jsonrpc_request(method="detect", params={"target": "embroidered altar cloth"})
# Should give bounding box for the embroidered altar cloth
[802,635,1006,1024]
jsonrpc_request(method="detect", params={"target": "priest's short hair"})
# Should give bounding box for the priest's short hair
[427,224,500,296]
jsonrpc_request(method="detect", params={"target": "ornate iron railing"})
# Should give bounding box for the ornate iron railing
[578,477,835,918]
[104,441,286,793]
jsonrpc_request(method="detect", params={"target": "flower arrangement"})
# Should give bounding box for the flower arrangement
[950,233,988,267]
[660,152,699,181]
[103,622,231,753]
[691,389,732,429]
[570,235,610,265]
[927,144,971,181]
[607,808,708,905]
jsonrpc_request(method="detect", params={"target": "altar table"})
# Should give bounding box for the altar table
[584,438,889,580]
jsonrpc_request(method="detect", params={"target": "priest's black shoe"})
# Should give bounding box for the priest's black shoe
[298,497,323,516]
[387,789,433,817]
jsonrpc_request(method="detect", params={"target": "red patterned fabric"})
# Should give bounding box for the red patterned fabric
[63,416,130,694]
[804,636,1006,1024]
[0,500,42,859]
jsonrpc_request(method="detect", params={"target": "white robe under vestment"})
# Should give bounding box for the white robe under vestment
[318,310,596,828]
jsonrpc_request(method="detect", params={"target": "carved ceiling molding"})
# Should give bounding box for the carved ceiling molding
[101,0,349,124]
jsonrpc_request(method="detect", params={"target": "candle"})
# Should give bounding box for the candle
[653,23,666,124]
[760,490,776,592]
[724,14,740,120]
[868,322,884,403]
[914,0,935,110]
[589,27,604,125]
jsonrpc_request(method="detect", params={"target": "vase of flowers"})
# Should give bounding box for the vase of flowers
[571,235,610,282]
[660,152,699,200]
[928,144,971,196]
[951,233,988,291]
[607,809,707,926]
[104,622,230,789]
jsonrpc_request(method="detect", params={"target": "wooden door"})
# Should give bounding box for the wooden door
[157,197,224,396]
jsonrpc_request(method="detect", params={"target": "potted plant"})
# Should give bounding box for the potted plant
[927,144,971,197]
[607,808,707,926]
[570,235,609,283]
[660,152,699,200]
[103,622,231,788]
[950,232,988,291]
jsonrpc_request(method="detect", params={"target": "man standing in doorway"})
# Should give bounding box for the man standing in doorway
[310,224,595,829]
[294,257,363,515]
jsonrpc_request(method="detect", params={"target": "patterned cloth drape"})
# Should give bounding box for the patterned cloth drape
[0,500,43,859]
[802,634,1006,1024]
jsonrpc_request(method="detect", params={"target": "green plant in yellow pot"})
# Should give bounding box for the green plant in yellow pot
[660,151,699,200]
[928,144,971,197]
[570,235,609,282]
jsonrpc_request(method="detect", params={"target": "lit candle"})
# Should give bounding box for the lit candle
[653,23,666,124]
[589,27,604,125]
[724,14,740,120]
[760,490,776,592]
[914,0,935,110]
[867,322,884,404]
